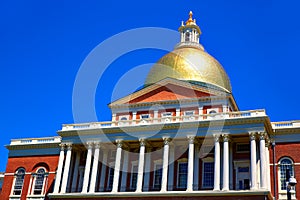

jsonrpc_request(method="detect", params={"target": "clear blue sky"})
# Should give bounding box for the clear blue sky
[1,0,300,171]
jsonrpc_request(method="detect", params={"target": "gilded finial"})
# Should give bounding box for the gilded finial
[189,11,193,19]
[186,11,195,25]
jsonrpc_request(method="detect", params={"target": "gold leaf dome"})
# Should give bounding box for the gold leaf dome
[145,46,232,93]
[145,12,232,93]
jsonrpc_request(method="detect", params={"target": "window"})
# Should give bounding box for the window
[185,32,190,42]
[118,115,129,126]
[33,168,46,195]
[279,157,294,190]
[177,161,188,188]
[202,162,214,188]
[130,162,138,190]
[141,114,150,119]
[12,168,25,195]
[161,112,172,122]
[183,110,195,121]
[107,167,114,190]
[153,163,162,189]
[207,108,219,119]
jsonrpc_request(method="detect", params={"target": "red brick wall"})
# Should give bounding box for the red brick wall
[1,155,59,200]
[129,84,211,104]
[269,142,300,200]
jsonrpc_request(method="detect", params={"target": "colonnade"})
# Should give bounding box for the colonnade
[53,132,270,194]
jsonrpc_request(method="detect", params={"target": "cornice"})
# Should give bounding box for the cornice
[58,116,269,138]
[6,142,60,150]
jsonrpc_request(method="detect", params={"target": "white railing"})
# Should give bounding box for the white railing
[62,109,266,131]
[10,136,61,145]
[271,120,300,129]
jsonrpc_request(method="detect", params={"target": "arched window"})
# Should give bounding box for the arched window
[12,168,25,195]
[279,157,294,190]
[33,168,46,195]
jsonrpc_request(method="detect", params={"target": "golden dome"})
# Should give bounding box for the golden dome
[145,46,232,93]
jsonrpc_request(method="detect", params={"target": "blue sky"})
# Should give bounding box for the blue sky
[1,0,300,171]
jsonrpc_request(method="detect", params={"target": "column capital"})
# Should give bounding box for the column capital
[249,132,257,140]
[187,136,195,144]
[213,134,221,142]
[139,138,146,146]
[66,143,72,150]
[258,132,267,140]
[86,142,93,149]
[222,134,230,142]
[116,139,123,148]
[94,142,101,149]
[59,143,65,151]
[163,137,171,145]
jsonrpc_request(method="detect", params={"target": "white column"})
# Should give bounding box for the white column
[136,139,146,192]
[144,147,152,191]
[112,113,116,126]
[60,143,72,193]
[168,144,175,191]
[222,135,229,191]
[176,108,180,122]
[199,107,203,120]
[229,142,233,190]
[120,149,129,192]
[71,151,81,192]
[89,142,100,193]
[99,149,108,192]
[153,110,158,123]
[194,144,199,190]
[213,134,220,191]
[82,142,93,193]
[250,132,257,190]
[265,143,271,191]
[161,137,170,192]
[27,174,34,195]
[259,132,267,189]
[132,112,137,125]
[187,136,195,191]
[112,140,123,193]
[53,144,65,193]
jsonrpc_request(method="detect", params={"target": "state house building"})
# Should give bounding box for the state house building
[1,12,300,200]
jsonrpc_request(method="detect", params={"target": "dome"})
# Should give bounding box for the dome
[145,11,232,93]
[145,46,232,93]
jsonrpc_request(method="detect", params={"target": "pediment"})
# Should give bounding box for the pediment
[109,78,227,108]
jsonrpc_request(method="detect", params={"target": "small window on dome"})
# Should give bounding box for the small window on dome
[185,32,190,42]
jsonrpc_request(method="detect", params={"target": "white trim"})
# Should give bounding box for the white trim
[31,167,47,195]
[11,168,26,196]
[277,157,296,199]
